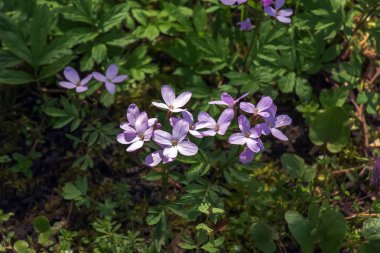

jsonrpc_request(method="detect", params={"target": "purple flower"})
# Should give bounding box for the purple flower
[237,18,253,31]
[121,104,157,129]
[93,64,128,94]
[153,120,198,159]
[145,150,174,167]
[264,0,293,24]
[152,85,192,113]
[170,111,212,138]
[220,0,247,5]
[370,157,380,188]
[117,104,156,143]
[59,67,92,93]
[239,149,256,164]
[261,0,273,7]
[117,112,153,152]
[198,109,234,136]
[240,96,273,118]
[209,92,249,109]
[229,115,263,153]
[259,105,292,141]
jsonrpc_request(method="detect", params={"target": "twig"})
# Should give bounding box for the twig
[332,167,365,175]
[346,212,380,220]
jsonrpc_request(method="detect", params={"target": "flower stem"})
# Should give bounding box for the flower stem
[240,5,245,22]
[161,166,168,203]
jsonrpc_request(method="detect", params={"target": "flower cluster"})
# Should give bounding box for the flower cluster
[59,64,127,94]
[220,0,293,31]
[117,85,291,166]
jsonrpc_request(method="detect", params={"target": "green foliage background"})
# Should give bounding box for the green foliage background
[0,0,379,252]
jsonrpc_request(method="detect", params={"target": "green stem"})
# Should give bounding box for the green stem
[243,14,261,71]
[240,5,245,22]
[161,167,168,204]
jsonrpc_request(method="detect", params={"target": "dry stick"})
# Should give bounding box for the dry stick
[350,92,369,156]
[332,166,366,175]
[369,67,380,85]
[67,202,73,223]
[346,212,380,220]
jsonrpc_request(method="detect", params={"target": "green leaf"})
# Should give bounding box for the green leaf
[193,3,207,33]
[101,4,129,32]
[318,210,346,253]
[309,107,350,152]
[38,36,73,66]
[0,14,33,65]
[322,44,341,62]
[91,44,107,64]
[178,242,197,250]
[62,0,94,25]
[39,55,75,79]
[62,183,83,201]
[251,222,277,253]
[320,87,348,109]
[38,230,51,244]
[13,240,34,253]
[196,223,213,233]
[281,154,315,182]
[362,218,380,240]
[146,209,163,225]
[285,211,314,253]
[0,70,34,85]
[33,216,50,233]
[0,50,23,69]
[295,78,312,101]
[359,239,380,253]
[30,5,55,66]
[100,91,115,107]
[279,72,295,93]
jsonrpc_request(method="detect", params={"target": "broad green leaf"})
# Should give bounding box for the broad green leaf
[252,222,277,253]
[320,87,348,109]
[318,210,346,253]
[309,107,350,152]
[33,216,50,233]
[285,211,314,253]
[281,154,315,182]
[359,239,380,253]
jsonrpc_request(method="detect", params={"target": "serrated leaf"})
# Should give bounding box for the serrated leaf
[62,182,83,201]
[0,70,34,85]
[91,44,107,64]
